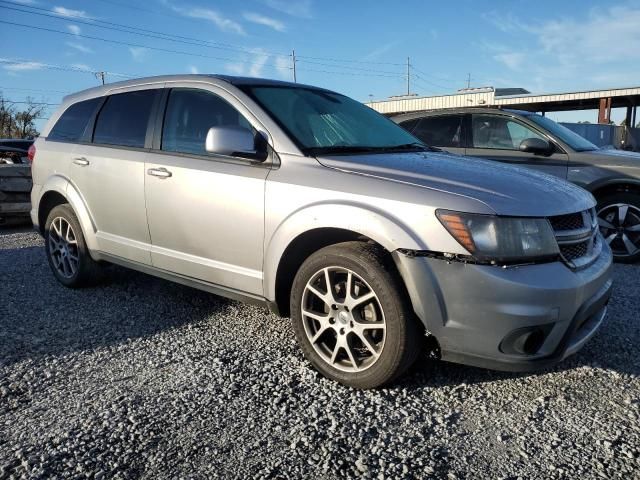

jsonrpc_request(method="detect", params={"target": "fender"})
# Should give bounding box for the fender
[262,201,428,301]
[39,174,100,253]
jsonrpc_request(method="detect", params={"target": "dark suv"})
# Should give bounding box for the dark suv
[393,108,640,262]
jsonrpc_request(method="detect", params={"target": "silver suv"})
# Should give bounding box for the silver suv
[31,75,613,388]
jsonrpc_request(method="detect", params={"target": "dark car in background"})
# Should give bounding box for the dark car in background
[393,108,640,262]
[0,139,34,224]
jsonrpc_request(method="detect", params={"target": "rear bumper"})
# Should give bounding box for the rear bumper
[393,243,613,372]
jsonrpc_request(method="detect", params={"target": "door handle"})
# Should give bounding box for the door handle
[73,157,90,166]
[147,167,172,178]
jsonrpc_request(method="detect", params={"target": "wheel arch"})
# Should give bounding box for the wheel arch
[264,203,425,317]
[37,176,99,252]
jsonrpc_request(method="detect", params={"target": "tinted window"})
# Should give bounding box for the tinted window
[48,98,100,142]
[93,90,157,148]
[472,114,545,150]
[162,88,252,155]
[412,115,463,147]
[528,114,598,151]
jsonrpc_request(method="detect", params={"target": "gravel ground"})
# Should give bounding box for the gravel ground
[1,227,639,479]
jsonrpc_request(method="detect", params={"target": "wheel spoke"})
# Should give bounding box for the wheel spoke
[323,268,336,303]
[302,309,329,323]
[344,341,359,371]
[618,205,629,225]
[605,233,617,245]
[355,331,380,358]
[598,217,615,230]
[622,234,638,255]
[330,344,341,365]
[348,291,376,310]
[627,224,640,232]
[307,284,331,307]
[52,218,62,237]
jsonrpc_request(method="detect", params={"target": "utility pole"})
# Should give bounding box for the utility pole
[406,57,410,96]
[292,50,297,83]
[94,71,106,85]
[466,73,471,89]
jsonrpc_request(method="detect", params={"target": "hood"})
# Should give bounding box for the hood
[317,151,595,217]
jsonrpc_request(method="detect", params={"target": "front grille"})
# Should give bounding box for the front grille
[559,241,588,261]
[549,212,584,231]
[549,209,600,268]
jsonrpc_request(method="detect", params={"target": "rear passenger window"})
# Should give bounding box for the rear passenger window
[161,88,252,156]
[48,98,101,142]
[93,90,158,148]
[413,116,463,148]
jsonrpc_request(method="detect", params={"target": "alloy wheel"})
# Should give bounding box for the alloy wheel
[598,203,640,258]
[48,216,80,278]
[301,266,386,373]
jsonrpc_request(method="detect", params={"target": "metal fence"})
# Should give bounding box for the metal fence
[561,123,640,152]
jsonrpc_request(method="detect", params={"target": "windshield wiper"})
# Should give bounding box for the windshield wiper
[305,142,436,156]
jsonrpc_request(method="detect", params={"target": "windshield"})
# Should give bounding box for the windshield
[527,114,599,152]
[241,85,425,155]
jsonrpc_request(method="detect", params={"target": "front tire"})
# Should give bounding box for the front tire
[44,204,103,287]
[597,192,640,263]
[290,242,420,389]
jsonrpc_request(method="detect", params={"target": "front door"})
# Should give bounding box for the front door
[468,113,569,178]
[145,86,270,296]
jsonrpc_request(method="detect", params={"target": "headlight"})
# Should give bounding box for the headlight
[436,210,559,262]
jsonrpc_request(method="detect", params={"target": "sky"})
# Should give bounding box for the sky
[1,0,639,130]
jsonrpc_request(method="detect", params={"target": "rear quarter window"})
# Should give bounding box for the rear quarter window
[93,90,158,148]
[48,98,101,142]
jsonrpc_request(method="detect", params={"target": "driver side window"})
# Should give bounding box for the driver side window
[472,114,544,150]
[162,88,253,156]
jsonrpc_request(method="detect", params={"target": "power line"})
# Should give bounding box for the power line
[0,20,291,72]
[0,58,137,80]
[295,58,404,76]
[0,1,291,59]
[0,86,69,94]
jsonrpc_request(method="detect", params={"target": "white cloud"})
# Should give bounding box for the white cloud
[275,56,292,79]
[129,47,148,61]
[71,63,91,71]
[166,2,245,35]
[3,61,44,72]
[12,0,38,5]
[264,0,312,18]
[363,41,400,61]
[493,52,525,71]
[53,6,92,19]
[225,63,245,75]
[189,65,199,74]
[243,12,285,32]
[67,24,81,36]
[66,42,93,54]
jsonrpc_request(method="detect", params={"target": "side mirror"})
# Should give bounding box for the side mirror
[205,126,268,161]
[519,137,552,156]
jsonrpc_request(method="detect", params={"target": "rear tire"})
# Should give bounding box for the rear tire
[596,192,640,263]
[290,241,420,389]
[44,204,103,287]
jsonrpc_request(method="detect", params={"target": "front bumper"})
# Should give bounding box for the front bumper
[393,244,613,372]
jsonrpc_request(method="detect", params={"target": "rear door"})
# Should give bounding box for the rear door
[70,88,161,265]
[144,85,270,296]
[467,113,569,178]
[400,114,466,155]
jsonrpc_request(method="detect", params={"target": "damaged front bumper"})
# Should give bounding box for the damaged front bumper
[392,243,613,372]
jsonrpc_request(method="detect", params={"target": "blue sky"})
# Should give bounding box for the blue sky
[1,0,639,128]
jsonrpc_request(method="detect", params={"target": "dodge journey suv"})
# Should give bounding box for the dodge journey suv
[31,75,613,388]
[393,108,640,263]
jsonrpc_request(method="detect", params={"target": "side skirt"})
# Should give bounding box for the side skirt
[96,252,269,307]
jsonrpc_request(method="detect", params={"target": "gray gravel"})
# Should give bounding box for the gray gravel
[1,227,639,479]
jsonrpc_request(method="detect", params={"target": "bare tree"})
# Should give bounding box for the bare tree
[0,94,46,138]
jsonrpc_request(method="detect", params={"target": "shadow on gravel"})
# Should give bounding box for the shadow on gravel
[0,223,33,236]
[0,244,230,368]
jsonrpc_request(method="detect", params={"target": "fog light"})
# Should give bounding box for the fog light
[500,324,554,356]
